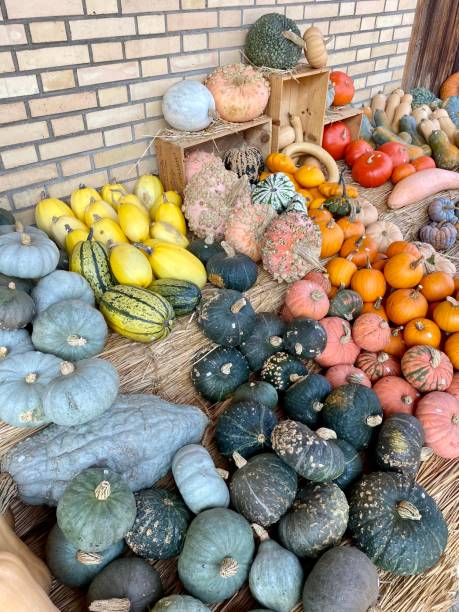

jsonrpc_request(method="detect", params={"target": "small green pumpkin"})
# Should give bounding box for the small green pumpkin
[325,172,359,218]
[252,172,296,211]
[284,317,327,359]
[0,273,34,294]
[0,328,33,361]
[278,482,349,558]
[206,241,258,292]
[153,595,210,612]
[328,289,364,321]
[332,438,363,489]
[31,270,95,315]
[197,289,256,347]
[283,373,332,427]
[260,351,306,391]
[0,208,15,225]
[57,467,136,552]
[0,282,35,330]
[240,312,286,371]
[188,236,224,265]
[0,225,59,279]
[375,413,426,476]
[191,346,249,403]
[233,381,278,409]
[148,278,201,316]
[125,488,190,560]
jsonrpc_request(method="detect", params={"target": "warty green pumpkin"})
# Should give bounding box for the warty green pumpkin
[31,270,94,315]
[283,373,332,427]
[375,413,427,477]
[0,329,33,361]
[245,13,303,71]
[148,278,201,317]
[197,289,256,347]
[239,312,286,371]
[260,351,306,391]
[70,235,114,303]
[0,225,59,279]
[283,317,327,359]
[233,380,278,409]
[152,595,210,612]
[206,241,258,292]
[191,346,249,403]
[0,283,35,330]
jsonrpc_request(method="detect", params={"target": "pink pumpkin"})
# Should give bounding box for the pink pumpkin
[352,313,391,351]
[372,375,420,417]
[284,280,330,321]
[184,150,221,183]
[416,391,459,459]
[325,364,371,388]
[303,271,333,296]
[315,317,361,367]
[447,372,459,400]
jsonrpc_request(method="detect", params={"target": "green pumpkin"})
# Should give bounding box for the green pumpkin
[324,173,359,218]
[153,595,210,612]
[148,278,201,316]
[375,413,425,477]
[328,289,363,321]
[252,172,296,211]
[178,507,255,604]
[45,524,124,588]
[215,400,278,458]
[302,546,379,612]
[42,358,119,426]
[283,373,332,427]
[197,289,256,347]
[87,557,163,612]
[260,351,306,391]
[188,236,224,264]
[271,420,345,482]
[0,328,33,361]
[0,225,59,279]
[278,482,349,558]
[322,383,383,450]
[0,273,34,294]
[0,283,35,330]
[284,317,327,359]
[233,380,278,409]
[230,452,297,526]
[125,488,190,560]
[240,312,286,371]
[207,241,258,292]
[349,471,448,575]
[0,208,15,225]
[191,346,249,403]
[57,467,136,552]
[245,13,303,70]
[249,525,303,612]
[32,299,108,361]
[31,270,94,315]
[332,438,363,489]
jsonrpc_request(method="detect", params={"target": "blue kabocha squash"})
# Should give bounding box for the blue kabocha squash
[442,95,459,128]
[0,328,33,361]
[348,471,448,575]
[375,413,425,477]
[278,482,349,558]
[57,467,136,552]
[271,420,345,482]
[178,508,255,604]
[230,452,297,526]
[283,317,327,359]
[148,278,201,316]
[223,145,264,184]
[32,299,108,361]
[87,557,163,612]
[153,595,210,612]
[125,488,190,560]
[197,289,256,347]
[252,172,296,211]
[0,350,62,428]
[249,524,303,612]
[172,444,230,514]
[45,524,124,588]
[428,197,458,223]
[216,400,278,458]
[191,346,250,403]
[283,373,332,427]
[206,242,258,292]
[233,381,278,409]
[332,438,363,489]
[42,358,119,426]
[0,272,34,294]
[188,236,224,264]
[245,13,304,70]
[328,289,364,320]
[0,283,35,330]
[31,270,94,315]
[3,394,208,506]
[240,312,286,371]
[260,351,307,391]
[0,224,59,279]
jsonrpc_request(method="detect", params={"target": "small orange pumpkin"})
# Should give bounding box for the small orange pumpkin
[340,234,378,267]
[361,296,388,320]
[383,326,407,358]
[309,206,332,224]
[386,240,421,258]
[308,197,326,210]
[350,259,387,302]
[325,256,357,288]
[404,318,442,348]
[385,286,428,325]
[433,296,459,332]
[266,152,296,174]
[319,219,344,258]
[421,271,455,302]
[444,332,459,369]
[319,182,359,198]
[383,252,424,289]
[352,312,391,352]
[294,165,325,188]
[336,215,365,240]
[371,252,388,271]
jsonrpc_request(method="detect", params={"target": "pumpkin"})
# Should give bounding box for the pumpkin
[373,376,420,417]
[419,221,457,251]
[330,70,355,105]
[304,270,333,295]
[0,350,62,428]
[0,328,33,361]
[375,412,426,477]
[0,226,59,279]
[239,312,285,371]
[325,364,371,388]
[416,391,459,459]
[384,252,424,289]
[348,471,448,575]
[283,373,332,427]
[328,289,363,321]
[413,241,457,275]
[383,326,407,357]
[361,296,388,320]
[322,383,383,449]
[278,482,349,558]
[326,256,357,288]
[340,234,378,267]
[352,150,393,187]
[303,25,327,68]
[351,313,391,352]
[266,153,296,175]
[404,317,441,348]
[45,525,124,588]
[260,351,306,391]
[0,553,57,612]
[87,557,163,612]
[445,332,459,369]
[223,145,265,184]
[148,279,201,317]
[153,596,210,612]
[125,488,189,560]
[35,197,75,234]
[315,317,361,367]
[191,346,249,403]
[428,197,458,223]
[284,279,329,320]
[163,80,215,131]
[433,296,459,332]
[386,286,428,325]
[249,525,303,612]
[332,438,364,489]
[70,234,114,303]
[336,215,365,240]
[371,252,388,271]
[365,220,403,254]
[206,242,257,292]
[245,13,304,70]
[318,219,344,258]
[188,236,224,264]
[350,261,386,303]
[421,271,455,301]
[215,401,278,459]
[224,198,276,262]
[140,240,207,289]
[345,139,373,167]
[353,197,378,226]
[0,283,35,331]
[178,507,254,603]
[402,345,453,392]
[233,381,278,409]
[391,162,416,184]
[283,317,327,359]
[32,299,107,361]
[32,270,94,315]
[295,165,325,188]
[322,122,351,161]
[356,350,401,381]
[197,289,256,347]
[252,172,296,212]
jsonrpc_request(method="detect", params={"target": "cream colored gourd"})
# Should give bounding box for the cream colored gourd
[0,553,58,612]
[419,119,440,142]
[282,142,339,182]
[70,187,101,221]
[142,240,207,288]
[84,200,118,226]
[109,243,153,288]
[91,217,128,246]
[432,109,457,142]
[354,198,378,226]
[412,106,430,126]
[384,91,402,125]
[117,194,149,218]
[371,92,387,114]
[278,126,296,149]
[118,203,150,242]
[391,96,412,132]
[51,216,88,249]
[35,198,75,235]
[150,221,189,247]
[289,113,303,143]
[365,221,403,253]
[303,26,327,68]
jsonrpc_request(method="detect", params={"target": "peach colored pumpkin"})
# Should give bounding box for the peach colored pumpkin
[284,280,330,321]
[447,372,459,400]
[315,317,360,367]
[303,271,332,296]
[356,350,401,381]
[352,313,391,352]
[401,345,453,392]
[280,303,294,323]
[325,364,371,389]
[416,391,459,459]
[372,375,420,417]
[224,199,277,262]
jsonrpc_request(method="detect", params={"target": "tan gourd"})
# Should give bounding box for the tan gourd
[391,98,412,133]
[0,553,58,612]
[384,91,402,125]
[289,113,303,143]
[303,26,328,68]
[419,119,440,142]
[432,109,457,142]
[282,142,339,182]
[412,106,430,126]
[392,88,404,97]
[455,130,459,148]
[278,125,296,149]
[371,92,387,114]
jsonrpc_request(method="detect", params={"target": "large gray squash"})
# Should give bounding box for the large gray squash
[2,394,209,506]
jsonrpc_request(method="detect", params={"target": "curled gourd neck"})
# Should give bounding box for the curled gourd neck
[0,473,17,516]
[89,598,131,612]
[316,427,337,440]
[60,361,75,376]
[252,523,269,541]
[230,298,246,314]
[76,550,102,565]
[67,335,87,347]
[221,240,236,258]
[233,452,247,469]
[396,500,421,521]
[366,415,383,427]
[219,556,239,578]
[340,322,352,344]
[94,480,111,501]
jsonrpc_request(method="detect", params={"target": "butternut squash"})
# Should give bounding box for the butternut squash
[387,168,459,209]
[412,106,430,126]
[455,130,459,147]
[0,553,58,612]
[391,99,412,133]
[371,92,387,114]
[432,109,457,142]
[373,109,391,129]
[429,130,459,170]
[419,119,440,142]
[384,91,402,125]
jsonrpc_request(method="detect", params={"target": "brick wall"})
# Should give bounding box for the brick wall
[0,0,417,221]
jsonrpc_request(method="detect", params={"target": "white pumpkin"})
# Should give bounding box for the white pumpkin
[162,81,216,132]
[365,221,403,253]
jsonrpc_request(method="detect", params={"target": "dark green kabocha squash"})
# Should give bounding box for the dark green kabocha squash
[283,317,327,359]
[302,546,379,612]
[191,346,249,403]
[278,482,349,558]
[283,373,332,427]
[349,471,448,575]
[152,595,210,611]
[197,289,256,347]
[375,413,427,477]
[206,242,258,292]
[245,13,304,70]
[124,488,190,560]
[148,279,201,317]
[45,524,124,588]
[260,351,306,391]
[215,400,278,459]
[271,420,345,482]
[233,380,278,409]
[322,383,383,450]
[0,283,35,330]
[87,557,163,612]
[328,289,363,321]
[0,208,15,225]
[230,452,297,526]
[188,236,224,264]
[332,438,364,489]
[240,312,286,371]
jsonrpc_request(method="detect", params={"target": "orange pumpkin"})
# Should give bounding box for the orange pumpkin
[350,260,386,302]
[352,312,391,352]
[303,270,333,296]
[259,171,271,181]
[373,376,420,417]
[325,256,357,288]
[297,188,313,201]
[421,271,455,302]
[319,219,344,258]
[371,252,388,271]
[416,391,459,459]
[325,364,371,388]
[266,152,296,174]
[284,280,330,321]
[433,296,459,332]
[385,286,428,325]
[404,318,442,349]
[315,317,361,367]
[308,197,327,210]
[383,253,424,289]
[308,187,323,200]
[444,332,459,369]
[454,276,459,291]
[294,165,325,188]
[383,326,407,358]
[340,234,378,267]
[336,215,365,240]
[391,163,416,184]
[401,345,453,392]
[356,350,401,381]
[386,241,421,259]
[361,296,388,320]
[319,182,359,198]
[309,206,332,224]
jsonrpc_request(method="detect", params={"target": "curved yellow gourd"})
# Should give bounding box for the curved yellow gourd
[150,221,189,247]
[51,215,88,249]
[109,243,153,288]
[154,201,187,235]
[142,239,206,288]
[65,228,90,255]
[149,191,182,218]
[134,174,164,209]
[101,182,127,209]
[118,194,149,218]
[91,217,128,246]
[35,198,75,235]
[84,200,118,226]
[70,186,101,221]
[118,203,150,242]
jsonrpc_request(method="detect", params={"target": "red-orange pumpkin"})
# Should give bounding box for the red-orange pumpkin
[350,261,387,302]
[444,332,459,369]
[315,317,361,367]
[284,280,330,321]
[420,272,455,302]
[361,297,388,321]
[325,364,371,389]
[303,270,332,296]
[352,313,391,352]
[383,253,424,289]
[355,350,401,381]
[416,391,459,459]
[401,345,453,392]
[447,372,459,400]
[383,326,407,357]
[433,296,459,333]
[403,318,442,349]
[372,375,420,417]
[385,286,428,325]
[340,234,378,268]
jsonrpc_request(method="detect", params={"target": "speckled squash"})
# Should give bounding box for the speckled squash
[239,312,286,371]
[283,317,327,359]
[191,346,250,403]
[260,351,307,391]
[152,595,210,612]
[375,413,426,477]
[283,373,332,427]
[332,438,363,489]
[197,289,256,347]
[233,381,278,409]
[206,242,258,291]
[0,329,33,361]
[328,289,363,321]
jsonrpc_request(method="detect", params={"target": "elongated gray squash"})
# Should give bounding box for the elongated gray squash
[2,394,208,506]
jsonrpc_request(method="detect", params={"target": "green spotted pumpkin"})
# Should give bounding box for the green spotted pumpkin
[252,173,296,212]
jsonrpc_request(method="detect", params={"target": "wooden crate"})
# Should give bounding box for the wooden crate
[324,106,363,141]
[155,115,272,193]
[267,64,330,151]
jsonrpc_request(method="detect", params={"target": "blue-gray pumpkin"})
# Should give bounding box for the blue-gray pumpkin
[419,221,457,251]
[283,373,332,427]
[0,283,35,330]
[191,346,249,403]
[197,289,256,347]
[153,595,210,612]
[0,328,33,361]
[206,242,258,292]
[240,312,286,371]
[32,270,94,315]
[233,380,278,409]
[0,225,59,279]
[428,197,458,223]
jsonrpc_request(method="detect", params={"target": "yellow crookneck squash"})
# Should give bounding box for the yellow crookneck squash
[141,239,206,288]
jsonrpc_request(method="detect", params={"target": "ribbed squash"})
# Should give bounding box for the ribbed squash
[150,221,189,247]
[91,217,128,246]
[70,187,101,221]
[150,191,182,218]
[154,201,187,235]
[101,183,127,209]
[134,175,164,210]
[84,200,118,226]
[51,216,88,249]
[109,244,153,288]
[99,284,174,343]
[142,240,207,289]
[118,194,149,218]
[70,236,114,302]
[118,203,150,242]
[65,228,90,255]
[35,198,75,235]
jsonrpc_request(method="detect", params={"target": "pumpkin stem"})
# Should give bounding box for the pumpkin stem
[94,480,111,501]
[452,414,459,425]
[76,550,102,565]
[409,256,424,269]
[401,395,413,405]
[7,281,16,290]
[316,427,337,440]
[221,241,236,258]
[377,352,389,363]
[366,415,383,427]
[310,289,325,302]
[67,334,87,347]
[414,320,425,331]
[427,347,441,368]
[89,599,131,612]
[269,335,283,348]
[87,227,94,241]
[0,473,17,516]
[411,285,422,298]
[204,235,215,245]
[20,233,31,246]
[25,372,37,384]
[338,169,347,199]
[365,256,372,269]
[251,523,269,541]
[215,468,229,480]
[311,400,324,413]
[282,30,306,48]
[420,447,434,461]
[294,342,303,355]
[0,346,8,359]
[60,361,75,376]
[230,298,246,314]
[340,323,352,344]
[396,500,421,521]
[374,296,384,309]
[256,432,266,444]
[15,221,24,233]
[220,362,233,375]
[289,373,302,383]
[232,452,247,469]
[446,296,459,307]
[219,556,239,578]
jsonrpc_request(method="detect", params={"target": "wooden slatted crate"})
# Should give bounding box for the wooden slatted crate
[324,106,363,140]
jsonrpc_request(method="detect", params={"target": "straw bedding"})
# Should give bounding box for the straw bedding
[2,175,459,611]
